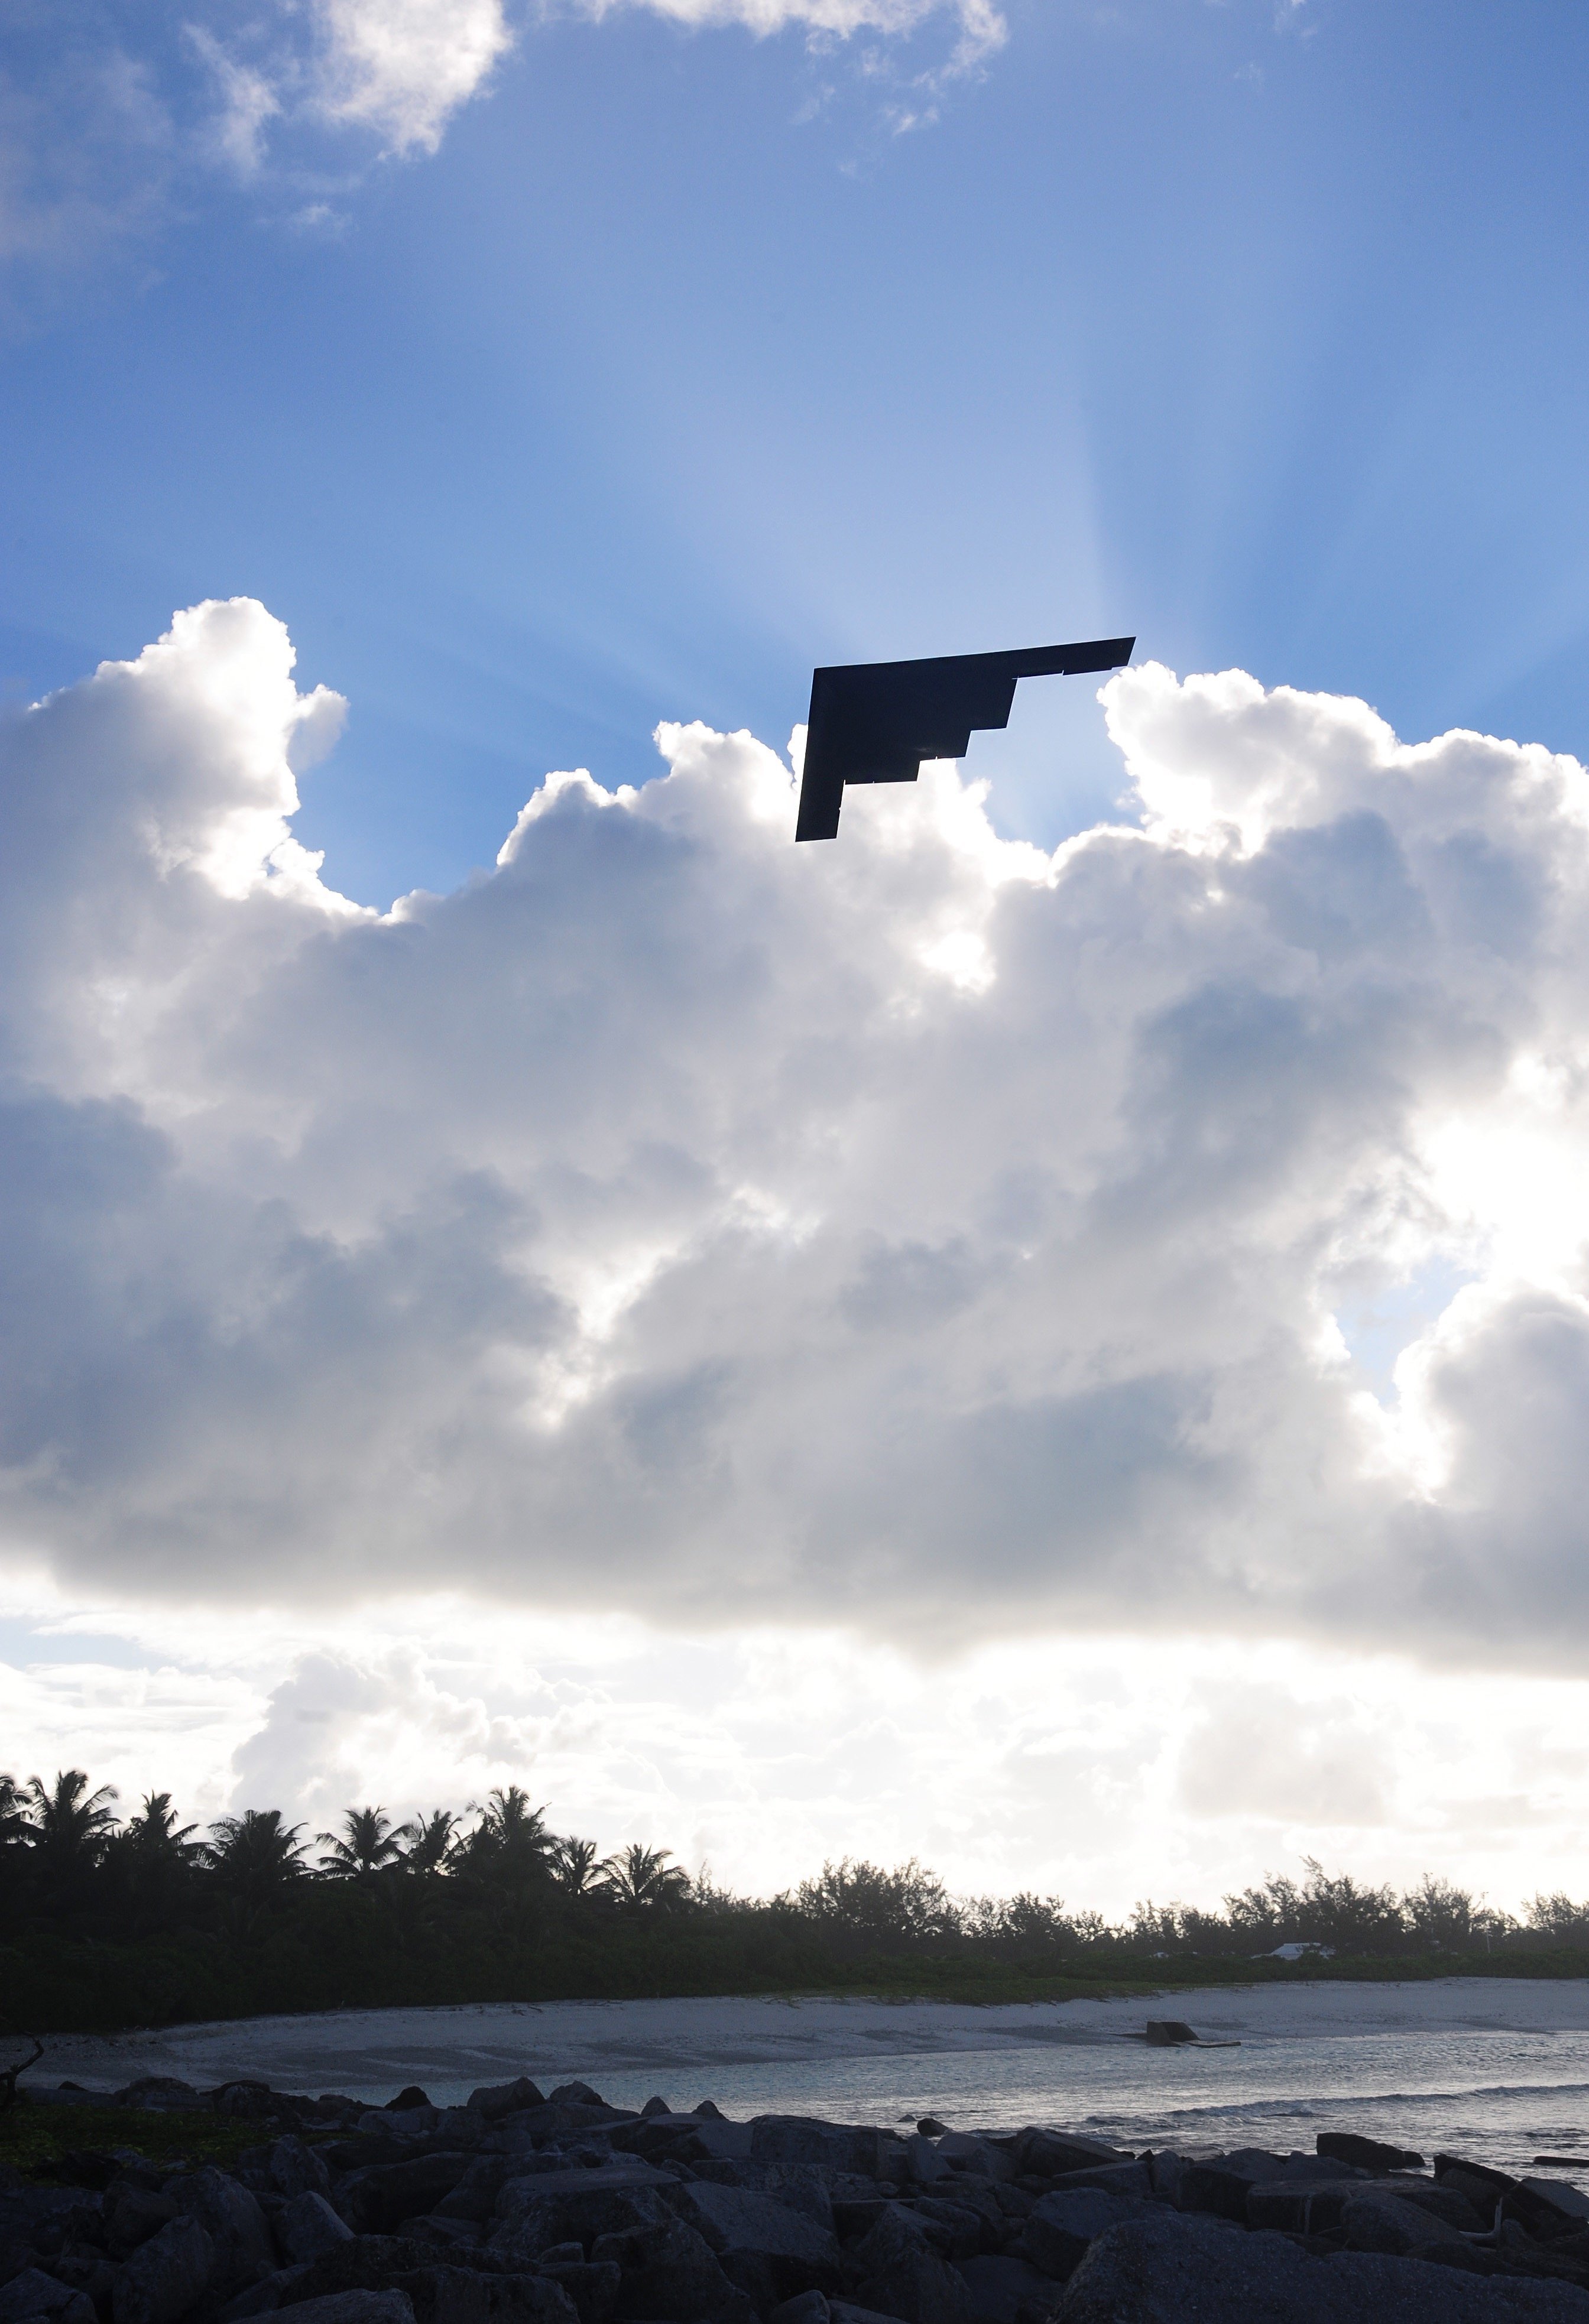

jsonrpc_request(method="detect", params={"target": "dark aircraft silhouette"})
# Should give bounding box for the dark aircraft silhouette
[794,636,1136,842]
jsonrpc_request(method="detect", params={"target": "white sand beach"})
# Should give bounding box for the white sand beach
[19,1978,1589,2104]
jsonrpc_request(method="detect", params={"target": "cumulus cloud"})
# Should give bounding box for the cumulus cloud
[7,600,1589,1672]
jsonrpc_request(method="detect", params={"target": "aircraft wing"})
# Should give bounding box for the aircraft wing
[794,636,1135,842]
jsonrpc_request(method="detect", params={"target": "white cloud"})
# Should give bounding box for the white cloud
[8,602,1589,1689]
[5,1596,1589,1912]
[310,0,514,155]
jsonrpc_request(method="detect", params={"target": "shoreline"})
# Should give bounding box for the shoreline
[18,1975,1589,2103]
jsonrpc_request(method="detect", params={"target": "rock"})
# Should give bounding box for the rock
[1019,2192,1163,2281]
[1056,2209,1589,2320]
[388,2269,578,2324]
[336,2160,475,2238]
[770,2296,832,2324]
[592,2215,748,2322]
[465,2086,546,2123]
[1043,2166,1151,2203]
[1526,2184,1589,2226]
[905,2143,952,2189]
[935,2141,1015,2188]
[1318,2134,1425,2174]
[273,2297,415,2324]
[112,2082,205,2114]
[753,2122,910,2185]
[166,2167,275,2291]
[434,2163,521,2226]
[282,2238,441,2309]
[666,2180,843,2296]
[1010,2139,1121,2186]
[1248,2176,1484,2237]
[279,2196,358,2264]
[488,2182,670,2270]
[546,2090,602,2111]
[1173,2164,1259,2224]
[1340,2190,1474,2261]
[112,2218,217,2324]
[268,2144,335,2202]
[955,2257,1058,2324]
[639,2101,671,2120]
[107,2190,180,2259]
[903,2202,986,2264]
[847,2208,975,2324]
[1141,2024,1199,2047]
[0,2270,97,2324]
[388,2094,432,2114]
[531,2263,620,2324]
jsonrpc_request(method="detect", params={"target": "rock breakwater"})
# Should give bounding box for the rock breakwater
[8,2070,1589,2321]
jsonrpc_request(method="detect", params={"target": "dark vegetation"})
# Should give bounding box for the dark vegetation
[3,1768,1587,2036]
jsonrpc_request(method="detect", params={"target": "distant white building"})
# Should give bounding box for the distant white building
[1262,1942,1337,1961]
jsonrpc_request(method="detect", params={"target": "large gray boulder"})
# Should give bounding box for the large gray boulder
[1013,2138,1123,2184]
[167,2167,275,2291]
[1057,2210,1589,2320]
[336,2159,475,2237]
[753,2121,909,2183]
[271,2297,415,2324]
[113,2218,218,2324]
[465,2081,546,2120]
[1340,2189,1477,2261]
[846,2208,975,2324]
[669,2180,844,2279]
[388,2268,578,2324]
[1043,2166,1151,2203]
[268,2141,335,2202]
[955,2255,1061,2324]
[532,2260,621,2324]
[934,2141,1016,2187]
[489,2177,670,2268]
[278,2194,358,2264]
[0,2270,97,2324]
[1018,2190,1163,2280]
[593,2214,751,2323]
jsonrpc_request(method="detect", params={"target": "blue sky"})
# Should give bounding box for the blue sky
[8,0,1589,1906]
[7,0,1588,903]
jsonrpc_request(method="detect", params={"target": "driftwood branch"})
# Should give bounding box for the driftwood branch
[0,2039,44,2110]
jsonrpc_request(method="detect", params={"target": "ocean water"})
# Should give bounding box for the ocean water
[577,2030,1589,2173]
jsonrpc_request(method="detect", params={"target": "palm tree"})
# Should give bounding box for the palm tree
[0,1776,26,1849]
[122,1792,202,1865]
[395,1810,458,1875]
[112,1792,203,1929]
[452,1787,556,1885]
[596,1842,692,1913]
[318,1806,405,1879]
[551,1835,601,1896]
[203,1809,312,1915]
[22,1771,119,1903]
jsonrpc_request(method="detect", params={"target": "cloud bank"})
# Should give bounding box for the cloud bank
[5,599,1589,1669]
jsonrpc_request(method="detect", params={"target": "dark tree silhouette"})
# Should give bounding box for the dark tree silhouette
[453,1788,555,1885]
[319,1807,406,1879]
[22,1770,120,1907]
[598,1843,690,1913]
[397,1810,459,1874]
[552,1836,601,1896]
[203,1809,312,1916]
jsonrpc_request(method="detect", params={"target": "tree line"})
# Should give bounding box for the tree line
[2,1767,1586,2036]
